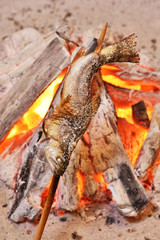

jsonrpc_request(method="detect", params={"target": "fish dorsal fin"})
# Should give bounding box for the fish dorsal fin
[71,46,86,65]
[94,22,108,53]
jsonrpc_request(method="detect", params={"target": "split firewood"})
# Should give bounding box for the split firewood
[87,73,149,217]
[0,28,60,99]
[153,165,160,193]
[55,72,150,216]
[106,83,160,108]
[135,103,160,179]
[0,37,70,142]
[132,100,150,128]
[109,62,160,90]
[6,73,64,223]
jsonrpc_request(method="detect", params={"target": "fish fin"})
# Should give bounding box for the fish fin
[52,95,78,118]
[71,46,86,64]
[94,22,108,53]
[91,94,101,117]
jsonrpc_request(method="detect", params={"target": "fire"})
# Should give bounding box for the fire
[101,65,141,90]
[0,69,67,155]
[100,64,154,167]
[7,68,67,139]
[0,61,155,209]
[77,170,85,198]
[94,172,108,191]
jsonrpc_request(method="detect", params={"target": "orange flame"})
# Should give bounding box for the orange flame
[0,68,67,154]
[77,170,85,198]
[0,62,156,209]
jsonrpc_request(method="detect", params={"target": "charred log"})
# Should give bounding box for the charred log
[132,100,150,128]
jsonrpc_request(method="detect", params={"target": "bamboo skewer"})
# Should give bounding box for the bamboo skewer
[34,174,60,240]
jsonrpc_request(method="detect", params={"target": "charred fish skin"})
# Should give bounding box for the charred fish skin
[44,25,139,176]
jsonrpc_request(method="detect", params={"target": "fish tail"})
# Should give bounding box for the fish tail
[100,33,140,63]
[118,33,140,63]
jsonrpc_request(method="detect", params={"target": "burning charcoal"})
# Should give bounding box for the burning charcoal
[106,216,115,225]
[132,100,150,128]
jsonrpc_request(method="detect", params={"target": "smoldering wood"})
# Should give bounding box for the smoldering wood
[106,83,160,108]
[112,63,160,90]
[135,103,160,179]
[132,101,150,128]
[0,37,70,142]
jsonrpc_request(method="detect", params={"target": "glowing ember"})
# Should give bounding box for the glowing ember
[94,172,108,191]
[115,105,152,166]
[77,170,85,198]
[101,65,141,90]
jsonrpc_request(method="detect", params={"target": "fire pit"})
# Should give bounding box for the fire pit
[0,2,160,239]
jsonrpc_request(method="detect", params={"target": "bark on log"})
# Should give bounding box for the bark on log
[0,37,70,142]
[135,103,160,179]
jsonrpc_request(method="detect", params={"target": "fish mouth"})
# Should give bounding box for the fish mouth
[46,154,65,176]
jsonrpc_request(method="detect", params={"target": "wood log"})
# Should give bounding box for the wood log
[6,77,63,223]
[153,165,160,193]
[107,62,160,90]
[106,83,160,108]
[0,37,70,142]
[89,74,149,216]
[0,28,63,99]
[8,131,52,223]
[135,103,160,179]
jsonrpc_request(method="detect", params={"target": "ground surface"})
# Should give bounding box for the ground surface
[0,0,160,239]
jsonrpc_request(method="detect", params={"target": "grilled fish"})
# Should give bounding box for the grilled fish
[44,23,139,175]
